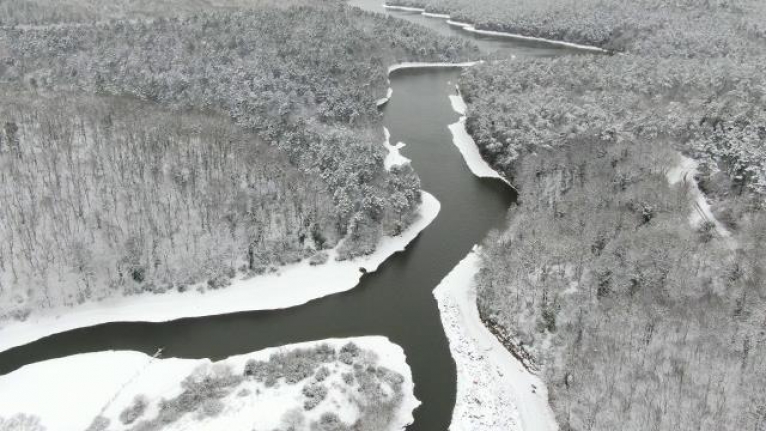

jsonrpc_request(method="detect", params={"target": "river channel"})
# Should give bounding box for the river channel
[0,4,581,429]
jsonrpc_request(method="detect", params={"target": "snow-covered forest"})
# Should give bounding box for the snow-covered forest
[449,0,766,429]
[385,0,766,55]
[0,1,477,322]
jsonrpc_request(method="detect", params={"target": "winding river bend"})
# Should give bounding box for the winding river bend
[0,5,580,430]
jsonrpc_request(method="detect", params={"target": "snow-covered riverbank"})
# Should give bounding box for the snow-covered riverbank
[377,62,480,108]
[383,127,411,170]
[448,93,514,188]
[434,248,557,431]
[0,193,440,354]
[382,3,608,53]
[0,337,419,431]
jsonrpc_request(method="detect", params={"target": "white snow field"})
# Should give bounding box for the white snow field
[0,193,440,354]
[0,337,419,431]
[434,248,558,431]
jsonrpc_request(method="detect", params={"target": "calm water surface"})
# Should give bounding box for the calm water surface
[0,6,579,430]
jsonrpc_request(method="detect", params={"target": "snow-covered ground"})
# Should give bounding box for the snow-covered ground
[434,248,558,431]
[388,61,481,74]
[445,20,608,53]
[383,127,412,170]
[0,193,440,354]
[0,337,419,431]
[667,153,731,239]
[382,3,607,53]
[448,93,514,188]
[378,62,479,109]
[377,87,394,107]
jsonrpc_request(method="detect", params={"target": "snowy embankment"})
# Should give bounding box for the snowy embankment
[0,193,440,354]
[382,3,607,53]
[377,87,394,107]
[383,127,411,170]
[667,153,731,239]
[0,337,419,431]
[388,62,480,73]
[448,93,514,188]
[378,62,480,107]
[434,248,558,431]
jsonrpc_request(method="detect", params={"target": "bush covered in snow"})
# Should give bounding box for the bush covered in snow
[119,395,148,425]
[94,341,412,431]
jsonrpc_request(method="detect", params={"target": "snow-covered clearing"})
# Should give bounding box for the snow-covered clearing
[667,153,732,239]
[0,337,419,431]
[0,193,440,354]
[383,127,411,170]
[382,3,607,53]
[434,248,558,431]
[448,93,514,188]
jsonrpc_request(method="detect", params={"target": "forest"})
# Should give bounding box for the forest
[0,1,477,322]
[385,0,766,56]
[448,0,766,429]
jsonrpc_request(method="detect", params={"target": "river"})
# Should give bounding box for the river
[0,5,579,430]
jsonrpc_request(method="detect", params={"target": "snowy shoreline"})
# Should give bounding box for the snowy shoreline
[0,336,420,431]
[0,193,440,354]
[448,93,514,188]
[383,3,608,53]
[383,127,411,170]
[443,88,555,429]
[434,248,557,431]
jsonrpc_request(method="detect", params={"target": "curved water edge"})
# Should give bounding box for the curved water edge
[434,248,557,431]
[382,3,610,53]
[0,192,440,354]
[0,336,420,431]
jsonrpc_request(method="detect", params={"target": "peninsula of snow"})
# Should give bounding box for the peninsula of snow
[0,337,419,431]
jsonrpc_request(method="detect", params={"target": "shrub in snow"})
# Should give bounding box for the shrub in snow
[197,399,224,419]
[311,412,351,431]
[119,395,148,425]
[309,252,329,266]
[339,342,361,365]
[314,366,331,382]
[341,372,355,385]
[279,407,307,430]
[302,383,328,411]
[84,416,109,431]
[0,414,47,431]
[244,345,338,386]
